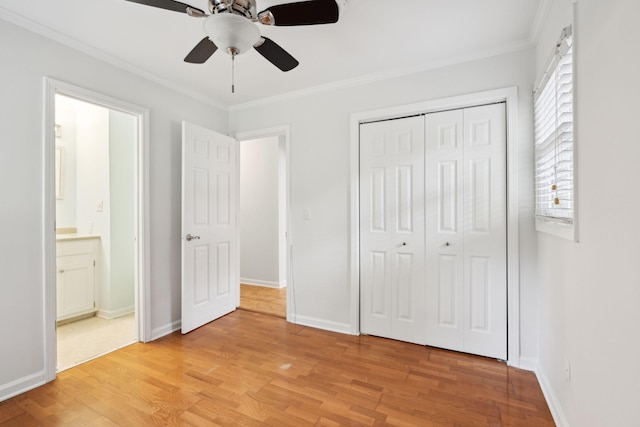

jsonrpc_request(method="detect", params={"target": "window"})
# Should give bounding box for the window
[533,26,576,240]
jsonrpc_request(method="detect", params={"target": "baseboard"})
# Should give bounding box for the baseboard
[150,319,181,341]
[535,364,570,427]
[518,356,538,372]
[291,314,353,335]
[97,305,134,319]
[0,370,46,403]
[240,278,285,289]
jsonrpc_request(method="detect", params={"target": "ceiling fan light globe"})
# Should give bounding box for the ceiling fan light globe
[203,13,260,55]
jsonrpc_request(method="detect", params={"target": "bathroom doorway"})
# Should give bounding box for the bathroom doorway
[44,78,150,378]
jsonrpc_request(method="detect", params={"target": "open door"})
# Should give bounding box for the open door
[182,121,238,334]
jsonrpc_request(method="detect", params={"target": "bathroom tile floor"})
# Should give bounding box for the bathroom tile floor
[56,313,136,372]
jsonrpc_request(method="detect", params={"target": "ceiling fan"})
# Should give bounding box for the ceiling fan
[125,0,341,75]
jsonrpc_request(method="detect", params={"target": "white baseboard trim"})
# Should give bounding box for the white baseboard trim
[150,320,181,341]
[240,278,285,289]
[535,364,570,427]
[291,314,353,335]
[0,370,46,403]
[518,356,538,372]
[97,305,134,319]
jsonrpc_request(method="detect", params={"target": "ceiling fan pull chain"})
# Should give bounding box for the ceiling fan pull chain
[231,51,235,94]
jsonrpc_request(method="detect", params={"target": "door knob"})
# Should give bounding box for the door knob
[186,234,201,241]
[445,242,451,246]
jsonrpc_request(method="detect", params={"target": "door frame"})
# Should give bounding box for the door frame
[43,77,151,381]
[234,125,292,322]
[349,87,521,367]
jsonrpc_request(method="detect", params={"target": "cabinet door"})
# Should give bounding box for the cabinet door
[56,254,95,320]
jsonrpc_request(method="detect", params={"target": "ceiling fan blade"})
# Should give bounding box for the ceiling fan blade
[124,0,206,16]
[254,37,299,72]
[258,0,339,26]
[184,37,218,63]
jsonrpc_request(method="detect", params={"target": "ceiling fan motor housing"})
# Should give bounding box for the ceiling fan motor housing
[209,0,257,19]
[203,13,261,55]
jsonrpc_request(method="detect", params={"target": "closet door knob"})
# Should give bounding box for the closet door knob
[445,242,451,246]
[186,234,201,242]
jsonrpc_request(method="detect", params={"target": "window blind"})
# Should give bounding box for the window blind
[534,26,574,223]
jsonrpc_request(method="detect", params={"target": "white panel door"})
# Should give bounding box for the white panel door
[424,104,507,359]
[461,104,507,359]
[425,109,465,351]
[182,121,237,334]
[360,116,427,344]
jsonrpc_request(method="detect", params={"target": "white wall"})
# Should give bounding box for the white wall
[75,101,112,311]
[0,18,227,400]
[54,96,77,227]
[240,137,282,287]
[535,1,640,426]
[108,109,136,314]
[229,48,539,351]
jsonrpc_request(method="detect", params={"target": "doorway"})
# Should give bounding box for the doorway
[238,135,288,318]
[44,78,150,380]
[54,94,137,370]
[235,125,295,323]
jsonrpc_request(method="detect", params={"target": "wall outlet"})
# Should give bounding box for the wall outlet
[563,357,571,382]
[96,200,103,212]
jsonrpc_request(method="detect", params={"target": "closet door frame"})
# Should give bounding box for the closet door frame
[349,87,522,367]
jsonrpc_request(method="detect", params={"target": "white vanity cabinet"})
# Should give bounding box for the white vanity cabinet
[56,236,99,321]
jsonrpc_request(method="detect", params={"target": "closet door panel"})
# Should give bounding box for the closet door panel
[425,109,464,351]
[360,123,393,337]
[360,117,426,344]
[462,104,507,359]
[424,104,507,359]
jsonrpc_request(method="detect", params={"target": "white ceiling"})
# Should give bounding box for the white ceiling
[0,0,543,109]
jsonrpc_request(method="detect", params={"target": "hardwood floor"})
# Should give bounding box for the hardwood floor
[0,310,554,426]
[240,283,286,318]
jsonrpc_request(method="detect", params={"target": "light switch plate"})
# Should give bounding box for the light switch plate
[96,200,103,212]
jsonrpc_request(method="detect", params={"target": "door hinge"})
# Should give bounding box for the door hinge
[93,260,96,267]
[94,301,96,308]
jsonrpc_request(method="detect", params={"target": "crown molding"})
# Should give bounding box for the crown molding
[229,39,534,112]
[0,6,228,112]
[529,0,554,44]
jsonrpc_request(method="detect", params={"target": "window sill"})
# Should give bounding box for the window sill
[535,216,577,242]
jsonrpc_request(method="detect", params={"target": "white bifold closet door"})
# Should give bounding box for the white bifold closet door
[359,116,427,344]
[360,103,507,360]
[424,104,507,359]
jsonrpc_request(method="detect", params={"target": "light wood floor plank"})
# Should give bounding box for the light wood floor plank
[0,310,554,426]
[239,284,286,318]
